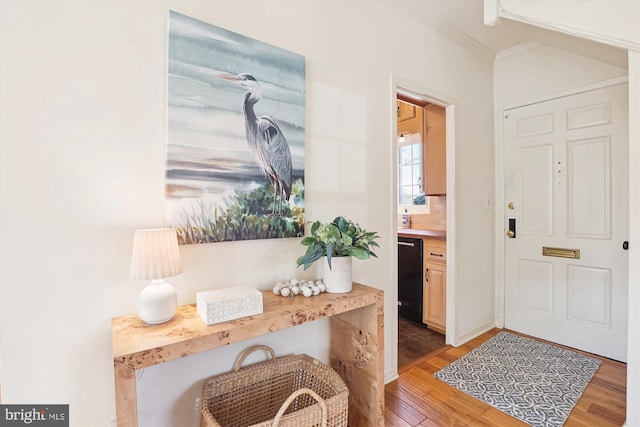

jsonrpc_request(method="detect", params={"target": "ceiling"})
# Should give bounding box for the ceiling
[397,0,628,68]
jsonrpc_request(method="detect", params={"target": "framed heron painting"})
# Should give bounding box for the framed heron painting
[165,11,305,245]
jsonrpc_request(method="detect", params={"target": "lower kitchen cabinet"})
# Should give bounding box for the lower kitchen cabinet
[423,239,446,333]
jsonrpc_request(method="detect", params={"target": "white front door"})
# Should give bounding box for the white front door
[504,83,629,362]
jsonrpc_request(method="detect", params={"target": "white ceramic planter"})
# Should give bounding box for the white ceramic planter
[322,256,352,293]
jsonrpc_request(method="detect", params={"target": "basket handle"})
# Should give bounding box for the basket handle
[233,345,276,371]
[272,387,328,427]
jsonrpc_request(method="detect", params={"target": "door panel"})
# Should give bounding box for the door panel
[517,113,553,137]
[567,102,610,129]
[567,137,610,238]
[518,259,553,314]
[567,265,611,328]
[504,83,628,362]
[519,145,554,235]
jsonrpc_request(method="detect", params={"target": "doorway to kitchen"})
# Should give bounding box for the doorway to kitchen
[397,317,445,369]
[394,83,453,371]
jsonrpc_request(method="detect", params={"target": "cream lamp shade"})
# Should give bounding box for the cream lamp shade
[129,228,183,324]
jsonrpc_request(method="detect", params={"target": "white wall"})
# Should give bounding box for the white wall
[494,42,628,106]
[0,1,495,426]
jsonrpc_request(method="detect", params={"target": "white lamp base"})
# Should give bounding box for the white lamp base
[138,279,177,324]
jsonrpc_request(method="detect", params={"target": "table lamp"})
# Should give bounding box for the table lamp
[129,228,183,324]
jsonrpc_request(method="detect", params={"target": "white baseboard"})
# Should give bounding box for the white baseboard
[453,319,497,347]
[385,367,399,384]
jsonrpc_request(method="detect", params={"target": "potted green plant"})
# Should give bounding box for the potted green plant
[296,216,379,293]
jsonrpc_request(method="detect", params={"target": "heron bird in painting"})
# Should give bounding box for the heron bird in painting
[217,72,293,217]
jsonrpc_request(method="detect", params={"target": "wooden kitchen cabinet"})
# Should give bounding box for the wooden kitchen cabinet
[423,105,446,196]
[397,101,416,122]
[397,101,422,136]
[423,239,446,333]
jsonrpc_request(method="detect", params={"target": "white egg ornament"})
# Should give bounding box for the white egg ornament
[302,287,313,298]
[280,287,291,298]
[291,285,300,295]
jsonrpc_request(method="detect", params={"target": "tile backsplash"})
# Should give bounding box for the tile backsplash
[397,196,446,231]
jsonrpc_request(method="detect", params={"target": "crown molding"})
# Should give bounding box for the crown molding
[495,41,539,63]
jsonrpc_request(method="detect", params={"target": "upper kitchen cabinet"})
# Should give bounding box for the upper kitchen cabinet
[423,105,446,196]
[397,101,422,135]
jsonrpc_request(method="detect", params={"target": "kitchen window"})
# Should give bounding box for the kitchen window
[398,133,426,206]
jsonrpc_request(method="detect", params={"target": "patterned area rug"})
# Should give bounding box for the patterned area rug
[434,331,601,427]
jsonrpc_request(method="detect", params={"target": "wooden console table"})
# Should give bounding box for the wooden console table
[112,282,384,427]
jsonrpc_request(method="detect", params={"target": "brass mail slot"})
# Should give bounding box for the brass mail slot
[542,247,580,259]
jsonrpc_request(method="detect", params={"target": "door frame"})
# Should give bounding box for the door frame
[389,75,458,379]
[494,75,630,328]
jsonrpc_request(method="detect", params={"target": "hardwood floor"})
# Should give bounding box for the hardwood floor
[385,328,627,427]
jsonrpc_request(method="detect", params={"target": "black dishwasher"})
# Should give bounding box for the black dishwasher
[398,236,423,323]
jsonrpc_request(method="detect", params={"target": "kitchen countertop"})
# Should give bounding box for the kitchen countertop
[397,228,446,240]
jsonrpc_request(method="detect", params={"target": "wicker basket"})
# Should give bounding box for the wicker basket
[200,345,348,427]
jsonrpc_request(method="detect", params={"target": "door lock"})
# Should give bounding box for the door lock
[508,202,516,210]
[507,218,516,238]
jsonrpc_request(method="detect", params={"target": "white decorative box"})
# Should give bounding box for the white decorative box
[196,287,263,325]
